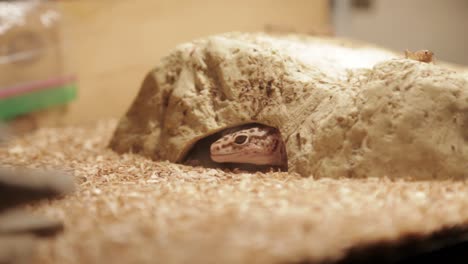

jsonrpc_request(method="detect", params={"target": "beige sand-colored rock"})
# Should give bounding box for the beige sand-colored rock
[109,32,468,179]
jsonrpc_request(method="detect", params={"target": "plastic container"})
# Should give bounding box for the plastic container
[0,0,76,121]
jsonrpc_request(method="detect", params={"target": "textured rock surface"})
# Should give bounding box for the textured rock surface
[109,32,468,179]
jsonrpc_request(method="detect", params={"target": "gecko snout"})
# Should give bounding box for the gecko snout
[210,143,218,154]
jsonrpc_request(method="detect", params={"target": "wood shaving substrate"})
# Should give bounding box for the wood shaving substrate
[1,120,468,264]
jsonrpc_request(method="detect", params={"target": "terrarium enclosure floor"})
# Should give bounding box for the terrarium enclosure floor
[1,120,468,264]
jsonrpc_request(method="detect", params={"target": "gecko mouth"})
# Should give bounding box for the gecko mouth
[211,152,262,163]
[211,152,246,157]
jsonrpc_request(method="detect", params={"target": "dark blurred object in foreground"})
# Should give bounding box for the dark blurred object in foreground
[0,167,74,264]
[0,168,74,212]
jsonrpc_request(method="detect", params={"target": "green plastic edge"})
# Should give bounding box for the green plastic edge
[0,84,77,121]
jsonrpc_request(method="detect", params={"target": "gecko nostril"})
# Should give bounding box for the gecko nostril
[210,144,217,152]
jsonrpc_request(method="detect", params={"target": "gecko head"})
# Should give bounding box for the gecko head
[210,126,284,166]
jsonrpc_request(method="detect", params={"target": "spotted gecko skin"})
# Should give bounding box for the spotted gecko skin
[210,126,286,166]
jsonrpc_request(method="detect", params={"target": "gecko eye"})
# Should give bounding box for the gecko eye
[234,135,248,145]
